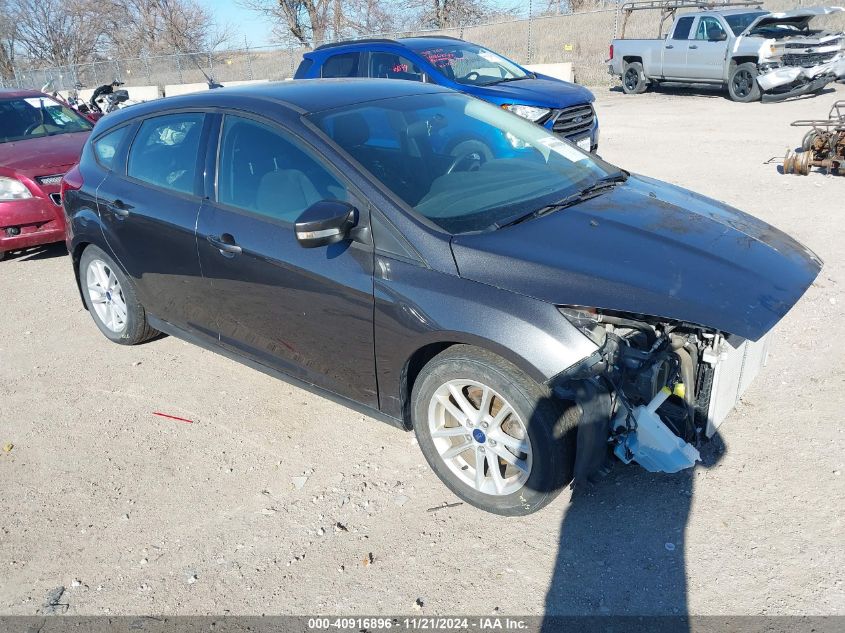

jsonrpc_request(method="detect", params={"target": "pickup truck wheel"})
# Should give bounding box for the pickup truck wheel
[622,62,648,95]
[411,345,578,516]
[728,63,761,102]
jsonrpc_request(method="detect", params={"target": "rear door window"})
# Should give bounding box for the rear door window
[672,16,695,39]
[369,52,423,81]
[321,53,361,78]
[127,113,204,195]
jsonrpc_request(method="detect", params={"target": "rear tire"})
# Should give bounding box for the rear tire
[728,63,761,103]
[411,345,579,515]
[79,245,158,345]
[622,62,648,95]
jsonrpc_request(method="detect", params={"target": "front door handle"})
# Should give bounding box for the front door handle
[689,44,698,49]
[111,199,132,217]
[665,44,674,49]
[208,233,242,256]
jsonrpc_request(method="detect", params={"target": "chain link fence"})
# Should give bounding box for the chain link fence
[2,0,840,93]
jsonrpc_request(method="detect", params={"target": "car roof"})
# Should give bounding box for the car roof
[0,88,50,99]
[98,78,453,130]
[313,35,467,54]
[700,8,766,16]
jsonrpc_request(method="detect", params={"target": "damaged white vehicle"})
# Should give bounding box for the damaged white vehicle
[609,2,845,102]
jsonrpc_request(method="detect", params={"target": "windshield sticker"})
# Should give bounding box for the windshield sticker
[536,136,589,163]
[422,48,457,68]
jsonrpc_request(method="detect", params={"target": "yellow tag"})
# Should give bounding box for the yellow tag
[564,44,574,52]
[673,383,686,399]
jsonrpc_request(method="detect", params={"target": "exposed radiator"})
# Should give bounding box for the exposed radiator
[705,333,772,437]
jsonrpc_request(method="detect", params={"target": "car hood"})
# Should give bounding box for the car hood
[467,76,594,108]
[0,132,90,177]
[450,175,822,341]
[743,6,844,34]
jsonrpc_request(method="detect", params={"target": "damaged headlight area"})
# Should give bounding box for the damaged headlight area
[555,307,770,481]
[755,27,845,100]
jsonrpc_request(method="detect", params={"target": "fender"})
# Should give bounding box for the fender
[373,255,598,421]
[66,200,113,308]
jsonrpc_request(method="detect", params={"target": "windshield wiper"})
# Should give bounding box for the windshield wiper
[491,171,628,230]
[493,73,536,84]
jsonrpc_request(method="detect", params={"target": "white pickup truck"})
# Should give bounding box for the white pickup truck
[608,3,845,102]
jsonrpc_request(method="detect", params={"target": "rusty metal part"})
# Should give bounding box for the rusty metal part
[784,100,845,176]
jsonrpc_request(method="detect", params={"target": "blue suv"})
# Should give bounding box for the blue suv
[294,36,599,152]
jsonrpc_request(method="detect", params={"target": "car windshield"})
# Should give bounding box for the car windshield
[310,93,613,234]
[417,44,531,86]
[0,96,93,144]
[724,11,768,35]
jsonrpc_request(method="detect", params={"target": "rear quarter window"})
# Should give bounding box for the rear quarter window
[321,53,361,78]
[93,126,129,170]
[294,58,314,78]
[127,113,205,195]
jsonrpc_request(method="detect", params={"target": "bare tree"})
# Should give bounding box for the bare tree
[238,0,402,47]
[103,0,230,56]
[237,0,330,47]
[7,0,104,67]
[415,0,505,28]
[0,0,17,79]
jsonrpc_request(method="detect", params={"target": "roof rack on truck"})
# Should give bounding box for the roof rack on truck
[614,0,763,38]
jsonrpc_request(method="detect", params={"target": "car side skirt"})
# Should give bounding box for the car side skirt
[146,315,406,431]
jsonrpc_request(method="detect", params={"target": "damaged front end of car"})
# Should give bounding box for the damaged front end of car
[750,7,845,102]
[554,306,773,483]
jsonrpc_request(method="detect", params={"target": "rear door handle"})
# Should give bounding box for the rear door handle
[689,44,698,49]
[207,233,242,256]
[665,44,674,49]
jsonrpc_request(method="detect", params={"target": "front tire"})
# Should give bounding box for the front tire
[728,63,761,103]
[622,62,648,95]
[80,245,158,345]
[411,345,578,516]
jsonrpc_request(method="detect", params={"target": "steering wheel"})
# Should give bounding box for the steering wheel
[23,123,42,136]
[446,150,485,174]
[460,71,481,83]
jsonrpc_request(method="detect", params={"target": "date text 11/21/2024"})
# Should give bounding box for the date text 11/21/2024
[307,618,529,630]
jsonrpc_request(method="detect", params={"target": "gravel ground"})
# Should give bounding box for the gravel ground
[1,84,843,617]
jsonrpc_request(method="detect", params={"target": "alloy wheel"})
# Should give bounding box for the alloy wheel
[624,68,639,92]
[733,70,753,98]
[427,379,532,496]
[86,259,128,333]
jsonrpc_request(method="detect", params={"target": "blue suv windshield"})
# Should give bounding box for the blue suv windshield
[310,93,612,234]
[418,43,531,86]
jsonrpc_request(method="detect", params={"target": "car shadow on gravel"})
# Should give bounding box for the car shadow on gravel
[536,395,726,631]
[2,243,67,263]
[608,83,838,103]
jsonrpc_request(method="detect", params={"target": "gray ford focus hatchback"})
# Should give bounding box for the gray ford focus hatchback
[62,80,821,515]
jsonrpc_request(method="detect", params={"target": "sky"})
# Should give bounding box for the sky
[205,0,276,48]
[204,0,525,49]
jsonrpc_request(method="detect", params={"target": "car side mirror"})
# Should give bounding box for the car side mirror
[295,200,358,248]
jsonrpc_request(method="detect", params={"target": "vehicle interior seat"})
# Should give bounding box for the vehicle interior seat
[255,169,321,222]
[159,123,202,194]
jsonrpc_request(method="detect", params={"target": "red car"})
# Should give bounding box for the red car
[0,89,93,261]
